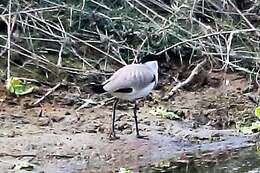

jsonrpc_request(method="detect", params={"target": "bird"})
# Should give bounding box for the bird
[90,54,159,139]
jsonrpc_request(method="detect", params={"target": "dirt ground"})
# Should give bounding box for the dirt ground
[0,71,259,173]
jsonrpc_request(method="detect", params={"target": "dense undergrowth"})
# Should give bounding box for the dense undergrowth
[0,0,259,84]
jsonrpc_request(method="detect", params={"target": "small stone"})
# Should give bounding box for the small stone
[37,117,49,126]
[116,113,128,121]
[25,144,38,150]
[122,129,132,134]
[7,131,16,137]
[51,115,65,122]
[65,111,71,115]
[87,146,94,149]
[117,122,131,131]
[155,121,164,126]
[143,120,151,126]
[64,115,79,124]
[97,126,105,133]
[156,126,166,131]
[85,124,99,133]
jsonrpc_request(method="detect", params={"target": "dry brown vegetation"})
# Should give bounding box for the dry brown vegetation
[0,0,259,86]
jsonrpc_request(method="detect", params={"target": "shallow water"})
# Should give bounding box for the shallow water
[142,146,260,173]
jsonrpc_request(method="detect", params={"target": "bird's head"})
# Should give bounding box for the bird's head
[139,54,160,72]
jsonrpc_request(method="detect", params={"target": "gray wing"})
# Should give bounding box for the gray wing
[103,64,155,93]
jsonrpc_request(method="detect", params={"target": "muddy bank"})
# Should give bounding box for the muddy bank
[0,72,259,172]
[0,129,256,173]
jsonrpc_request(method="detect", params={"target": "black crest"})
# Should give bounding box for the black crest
[139,54,161,64]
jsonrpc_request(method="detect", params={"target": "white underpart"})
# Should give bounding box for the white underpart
[112,81,156,101]
[104,60,158,101]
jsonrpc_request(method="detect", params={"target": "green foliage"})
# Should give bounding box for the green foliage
[255,106,260,119]
[150,106,180,120]
[237,106,260,134]
[156,160,171,168]
[256,145,260,154]
[14,160,34,171]
[239,122,260,134]
[119,168,133,173]
[6,77,36,96]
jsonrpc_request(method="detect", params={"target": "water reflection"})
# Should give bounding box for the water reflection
[143,146,260,173]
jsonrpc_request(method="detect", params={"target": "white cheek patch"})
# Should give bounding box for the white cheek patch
[144,61,158,74]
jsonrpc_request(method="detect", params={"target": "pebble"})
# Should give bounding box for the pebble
[51,115,65,122]
[122,129,132,134]
[155,121,165,126]
[117,122,131,131]
[143,120,151,126]
[65,111,71,115]
[37,117,49,126]
[85,124,99,133]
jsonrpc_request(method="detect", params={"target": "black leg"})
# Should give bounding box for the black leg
[109,98,119,140]
[134,101,148,139]
[133,101,140,136]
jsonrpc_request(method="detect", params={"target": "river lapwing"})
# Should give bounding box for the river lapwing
[91,54,159,139]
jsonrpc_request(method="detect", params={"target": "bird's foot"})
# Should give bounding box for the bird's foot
[136,134,149,140]
[109,132,120,140]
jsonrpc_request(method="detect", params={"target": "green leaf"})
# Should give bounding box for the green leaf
[6,77,36,96]
[239,126,253,134]
[239,121,260,134]
[150,106,180,120]
[119,168,133,173]
[251,121,260,131]
[14,160,34,171]
[9,86,15,93]
[14,84,25,95]
[156,160,171,168]
[256,145,260,153]
[255,106,260,119]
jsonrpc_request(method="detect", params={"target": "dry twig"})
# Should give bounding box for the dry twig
[6,0,12,79]
[33,82,62,105]
[164,58,207,100]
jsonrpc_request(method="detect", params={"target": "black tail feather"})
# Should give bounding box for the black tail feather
[89,83,106,94]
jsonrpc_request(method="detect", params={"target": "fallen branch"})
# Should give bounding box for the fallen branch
[0,152,75,158]
[76,98,97,111]
[33,82,62,105]
[76,96,115,111]
[0,153,36,157]
[164,58,207,100]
